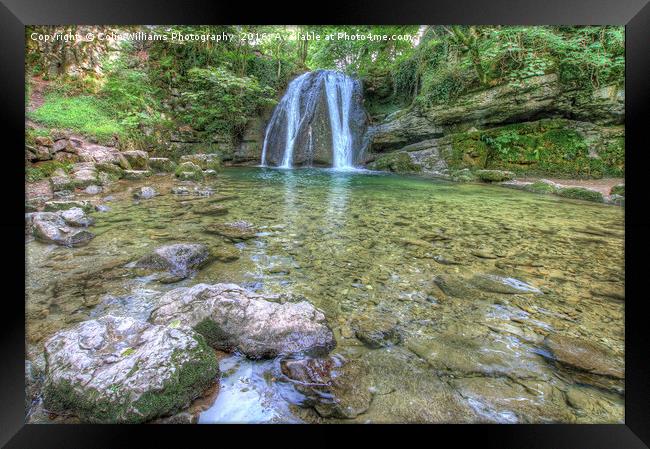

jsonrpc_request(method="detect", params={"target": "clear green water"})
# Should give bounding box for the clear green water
[26,167,625,423]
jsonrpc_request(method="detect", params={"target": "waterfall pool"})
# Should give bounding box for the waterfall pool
[26,167,625,423]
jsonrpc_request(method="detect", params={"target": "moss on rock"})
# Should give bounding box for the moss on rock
[524,181,558,194]
[475,169,514,182]
[556,187,604,203]
[369,152,421,174]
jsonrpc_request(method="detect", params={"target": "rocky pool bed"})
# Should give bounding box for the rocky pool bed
[25,167,625,424]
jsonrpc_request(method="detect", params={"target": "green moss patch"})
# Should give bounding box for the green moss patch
[369,152,421,174]
[556,187,604,203]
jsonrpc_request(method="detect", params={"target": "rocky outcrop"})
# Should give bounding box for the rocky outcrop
[43,315,219,423]
[369,74,624,153]
[150,283,336,358]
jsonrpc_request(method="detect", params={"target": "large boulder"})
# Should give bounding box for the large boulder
[133,243,212,282]
[43,315,219,423]
[30,212,95,246]
[150,283,336,358]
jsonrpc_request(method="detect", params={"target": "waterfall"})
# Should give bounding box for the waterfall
[324,71,355,169]
[260,70,367,169]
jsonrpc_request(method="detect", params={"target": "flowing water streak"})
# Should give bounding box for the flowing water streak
[280,73,309,168]
[324,72,355,169]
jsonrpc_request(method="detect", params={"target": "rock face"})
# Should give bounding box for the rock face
[281,355,373,418]
[150,283,336,359]
[133,243,212,281]
[369,74,624,153]
[30,212,95,246]
[262,70,368,167]
[43,315,219,423]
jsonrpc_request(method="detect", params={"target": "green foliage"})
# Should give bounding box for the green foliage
[29,94,123,142]
[610,184,624,196]
[179,66,275,137]
[449,120,623,178]
[26,160,73,182]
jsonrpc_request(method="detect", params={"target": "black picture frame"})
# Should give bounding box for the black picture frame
[2,1,648,447]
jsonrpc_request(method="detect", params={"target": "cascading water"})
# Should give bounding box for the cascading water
[324,71,355,169]
[260,70,367,169]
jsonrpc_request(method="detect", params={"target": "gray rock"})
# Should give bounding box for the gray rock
[43,315,218,423]
[133,243,212,280]
[50,175,75,192]
[31,212,95,246]
[83,185,102,195]
[133,186,158,200]
[150,283,336,358]
[60,207,95,227]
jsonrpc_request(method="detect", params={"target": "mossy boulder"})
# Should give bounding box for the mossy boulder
[524,180,558,194]
[556,187,604,203]
[43,315,218,423]
[175,162,204,181]
[368,152,421,174]
[95,162,125,179]
[475,169,514,182]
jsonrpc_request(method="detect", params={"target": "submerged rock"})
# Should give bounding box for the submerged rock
[352,314,402,348]
[133,186,158,200]
[133,243,212,281]
[281,355,373,419]
[150,283,335,358]
[31,212,95,246]
[469,274,542,294]
[43,315,218,423]
[191,203,228,216]
[204,221,257,241]
[543,335,623,379]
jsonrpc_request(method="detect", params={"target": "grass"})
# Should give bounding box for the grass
[29,94,124,142]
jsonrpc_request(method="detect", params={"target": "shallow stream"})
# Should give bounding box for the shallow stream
[26,167,625,423]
